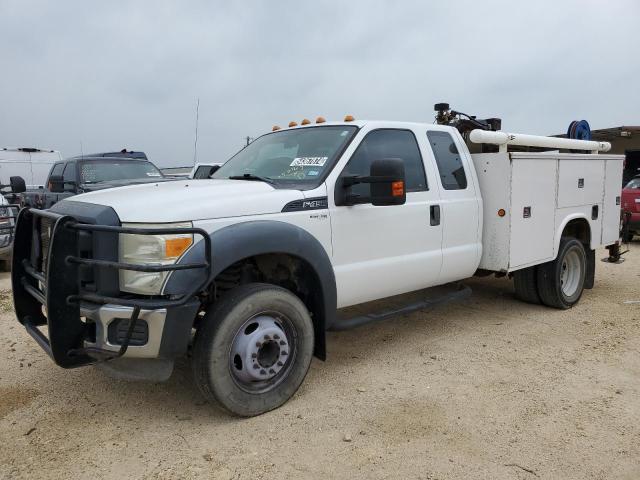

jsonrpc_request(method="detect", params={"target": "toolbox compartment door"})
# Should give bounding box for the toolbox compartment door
[602,159,624,245]
[557,160,604,208]
[509,157,557,268]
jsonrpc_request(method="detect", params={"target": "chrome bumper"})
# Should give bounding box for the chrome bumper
[81,304,168,358]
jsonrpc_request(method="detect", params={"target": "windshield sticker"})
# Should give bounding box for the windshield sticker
[307,170,319,176]
[290,157,328,167]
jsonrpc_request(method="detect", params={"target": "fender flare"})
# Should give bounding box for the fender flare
[163,220,336,360]
[554,213,594,257]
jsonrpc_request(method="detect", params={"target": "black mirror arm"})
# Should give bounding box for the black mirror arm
[342,175,399,187]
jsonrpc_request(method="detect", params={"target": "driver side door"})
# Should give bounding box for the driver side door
[329,128,443,308]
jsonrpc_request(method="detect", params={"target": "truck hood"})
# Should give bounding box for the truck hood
[67,179,304,223]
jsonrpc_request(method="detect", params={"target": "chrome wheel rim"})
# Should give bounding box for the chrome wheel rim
[229,312,296,393]
[560,249,582,297]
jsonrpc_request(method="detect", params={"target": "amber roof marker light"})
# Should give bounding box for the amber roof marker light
[316,116,326,124]
[344,115,355,122]
[288,121,298,128]
[272,125,281,131]
[301,118,311,125]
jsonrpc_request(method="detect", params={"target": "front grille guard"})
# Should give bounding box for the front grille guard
[12,207,212,367]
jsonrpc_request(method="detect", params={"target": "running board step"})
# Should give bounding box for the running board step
[329,283,472,331]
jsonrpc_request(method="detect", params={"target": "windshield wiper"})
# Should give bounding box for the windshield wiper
[228,174,275,185]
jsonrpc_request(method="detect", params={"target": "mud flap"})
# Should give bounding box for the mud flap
[584,248,595,289]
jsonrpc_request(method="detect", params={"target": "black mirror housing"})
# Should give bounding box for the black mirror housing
[49,174,65,193]
[370,158,406,206]
[334,158,406,207]
[9,176,26,193]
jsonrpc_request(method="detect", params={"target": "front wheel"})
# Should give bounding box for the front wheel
[192,283,314,417]
[537,238,587,309]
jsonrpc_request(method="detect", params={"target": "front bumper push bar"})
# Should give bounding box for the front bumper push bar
[12,207,212,368]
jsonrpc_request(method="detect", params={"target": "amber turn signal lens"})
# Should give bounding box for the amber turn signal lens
[316,116,326,124]
[344,115,355,122]
[498,208,506,217]
[165,237,192,258]
[272,125,281,131]
[288,121,298,127]
[392,181,404,197]
[301,118,311,125]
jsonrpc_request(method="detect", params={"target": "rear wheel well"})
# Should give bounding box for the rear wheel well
[562,218,591,245]
[208,254,326,356]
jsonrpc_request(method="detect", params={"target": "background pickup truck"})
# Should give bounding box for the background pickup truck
[15,155,169,209]
[11,106,625,417]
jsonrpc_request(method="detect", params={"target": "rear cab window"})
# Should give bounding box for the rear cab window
[427,131,467,190]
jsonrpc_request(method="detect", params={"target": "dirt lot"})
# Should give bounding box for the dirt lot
[0,243,639,480]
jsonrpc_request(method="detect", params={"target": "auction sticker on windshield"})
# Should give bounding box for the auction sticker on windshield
[290,157,328,167]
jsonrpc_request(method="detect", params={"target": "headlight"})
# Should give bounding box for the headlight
[119,222,193,295]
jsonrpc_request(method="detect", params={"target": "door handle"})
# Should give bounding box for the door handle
[430,205,440,226]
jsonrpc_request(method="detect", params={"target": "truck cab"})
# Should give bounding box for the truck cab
[11,117,624,417]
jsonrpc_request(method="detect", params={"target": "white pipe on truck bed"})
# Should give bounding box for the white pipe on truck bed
[469,129,611,152]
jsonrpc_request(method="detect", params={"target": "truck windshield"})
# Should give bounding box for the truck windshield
[80,160,163,184]
[213,126,358,187]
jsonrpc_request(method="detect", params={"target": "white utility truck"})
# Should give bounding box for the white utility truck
[12,106,624,416]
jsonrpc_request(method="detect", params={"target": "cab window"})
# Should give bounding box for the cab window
[62,163,77,184]
[427,131,467,190]
[49,163,64,178]
[342,129,427,199]
[193,165,215,179]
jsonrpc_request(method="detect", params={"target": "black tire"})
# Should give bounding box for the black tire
[513,266,540,304]
[537,238,586,309]
[192,283,314,417]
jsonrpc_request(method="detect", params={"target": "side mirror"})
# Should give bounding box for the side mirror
[335,158,406,206]
[369,158,406,206]
[49,175,65,193]
[9,176,26,193]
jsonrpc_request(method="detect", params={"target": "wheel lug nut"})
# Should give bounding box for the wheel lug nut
[269,369,275,374]
[281,351,288,356]
[255,342,262,348]
[279,340,286,346]
[260,369,266,375]
[274,334,280,340]
[264,335,270,340]
[277,361,283,366]
[251,353,257,358]
[253,364,260,369]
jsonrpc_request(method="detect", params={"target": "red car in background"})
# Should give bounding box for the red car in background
[622,175,640,241]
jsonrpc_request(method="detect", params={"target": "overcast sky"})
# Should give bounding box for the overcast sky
[1,1,638,167]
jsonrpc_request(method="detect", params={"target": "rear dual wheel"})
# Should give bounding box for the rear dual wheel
[537,238,587,309]
[514,238,587,309]
[513,266,540,304]
[192,283,314,417]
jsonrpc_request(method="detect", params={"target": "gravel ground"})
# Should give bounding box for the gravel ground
[0,243,639,480]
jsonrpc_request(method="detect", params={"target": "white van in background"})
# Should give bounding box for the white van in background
[0,147,62,189]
